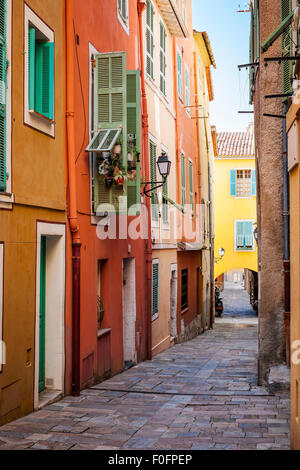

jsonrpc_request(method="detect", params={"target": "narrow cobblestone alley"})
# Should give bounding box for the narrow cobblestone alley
[0,285,290,451]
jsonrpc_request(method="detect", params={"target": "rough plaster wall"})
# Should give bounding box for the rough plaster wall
[254,0,286,385]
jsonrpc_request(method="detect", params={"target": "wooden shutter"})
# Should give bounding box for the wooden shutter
[152,262,159,316]
[251,169,256,196]
[35,42,54,120]
[28,27,36,111]
[236,221,244,249]
[245,221,254,248]
[127,70,141,212]
[249,4,255,104]
[281,0,292,97]
[150,141,159,221]
[230,169,236,196]
[93,52,127,214]
[160,22,166,95]
[177,50,182,98]
[95,52,127,133]
[185,65,190,110]
[0,0,6,191]
[146,0,154,78]
[181,154,186,206]
[189,160,193,212]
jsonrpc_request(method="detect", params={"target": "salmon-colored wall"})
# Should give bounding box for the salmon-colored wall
[72,0,148,383]
[174,0,202,330]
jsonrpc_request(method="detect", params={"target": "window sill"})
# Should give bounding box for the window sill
[152,313,159,322]
[29,109,54,124]
[0,192,14,209]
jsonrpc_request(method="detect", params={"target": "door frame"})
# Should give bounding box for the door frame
[34,222,66,409]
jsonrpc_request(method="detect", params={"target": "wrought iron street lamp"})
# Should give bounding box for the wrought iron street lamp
[143,152,172,198]
[215,247,225,264]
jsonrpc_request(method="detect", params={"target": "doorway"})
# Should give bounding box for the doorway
[34,223,66,410]
[122,258,136,369]
[170,264,177,339]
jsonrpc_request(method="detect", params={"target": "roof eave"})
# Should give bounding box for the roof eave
[156,0,189,38]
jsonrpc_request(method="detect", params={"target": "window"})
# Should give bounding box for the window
[230,169,256,197]
[118,0,128,24]
[160,22,166,95]
[150,141,159,221]
[236,169,252,197]
[177,49,183,99]
[181,268,188,311]
[28,27,54,120]
[0,243,3,372]
[152,260,159,320]
[181,153,186,206]
[235,221,254,251]
[86,52,141,215]
[146,0,154,79]
[0,1,6,192]
[86,128,122,153]
[185,64,190,114]
[24,5,55,136]
[189,160,194,214]
[183,0,187,24]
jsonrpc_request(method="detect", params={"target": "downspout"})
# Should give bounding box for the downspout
[282,102,290,365]
[173,38,181,203]
[66,0,81,396]
[137,1,152,360]
[193,51,202,211]
[208,162,214,328]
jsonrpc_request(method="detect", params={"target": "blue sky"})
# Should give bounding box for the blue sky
[192,0,253,132]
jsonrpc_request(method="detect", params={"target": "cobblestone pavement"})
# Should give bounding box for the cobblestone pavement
[221,281,256,318]
[0,315,290,450]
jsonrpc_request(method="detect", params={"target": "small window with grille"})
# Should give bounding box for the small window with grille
[181,268,188,311]
[236,169,252,197]
[117,0,129,32]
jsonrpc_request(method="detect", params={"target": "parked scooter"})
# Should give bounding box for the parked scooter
[215,286,224,317]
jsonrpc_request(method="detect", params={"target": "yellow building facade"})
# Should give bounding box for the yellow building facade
[214,126,258,279]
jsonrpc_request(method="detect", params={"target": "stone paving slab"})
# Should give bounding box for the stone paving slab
[0,316,290,450]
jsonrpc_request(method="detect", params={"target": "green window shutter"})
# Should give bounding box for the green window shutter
[162,178,168,223]
[160,22,166,95]
[127,70,141,212]
[150,141,159,221]
[95,52,127,133]
[236,221,244,249]
[0,0,6,192]
[230,169,236,196]
[28,27,36,111]
[94,52,127,214]
[177,51,182,98]
[189,160,193,212]
[152,262,159,317]
[245,221,254,248]
[35,42,54,120]
[281,0,293,97]
[249,4,255,104]
[146,0,154,78]
[181,154,186,206]
[254,0,259,61]
[185,65,190,109]
[251,169,256,196]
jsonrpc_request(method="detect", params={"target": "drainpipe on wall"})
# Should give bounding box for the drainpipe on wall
[173,38,181,205]
[208,162,214,328]
[66,0,81,396]
[137,0,152,360]
[282,102,290,365]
